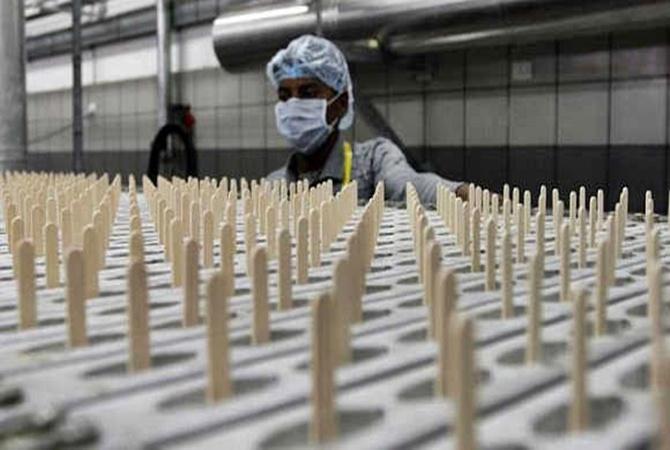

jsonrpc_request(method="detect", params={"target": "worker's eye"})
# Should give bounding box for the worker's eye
[277,89,290,102]
[298,86,319,99]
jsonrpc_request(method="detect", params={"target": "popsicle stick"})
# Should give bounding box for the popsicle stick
[206,272,232,403]
[202,210,214,268]
[594,241,608,336]
[10,216,24,258]
[452,315,476,450]
[220,222,235,298]
[252,246,270,344]
[309,208,321,268]
[426,241,441,339]
[266,206,277,260]
[277,228,292,311]
[435,269,457,397]
[83,225,99,299]
[485,218,496,291]
[129,231,144,264]
[310,292,337,443]
[649,262,665,390]
[657,354,670,450]
[164,209,174,261]
[501,232,513,318]
[130,214,141,235]
[65,248,86,347]
[31,205,45,256]
[471,208,481,272]
[170,218,183,287]
[588,197,596,248]
[559,223,571,302]
[516,206,525,264]
[127,260,150,372]
[331,258,352,366]
[569,288,589,433]
[244,214,256,276]
[297,216,309,284]
[522,253,542,365]
[16,240,36,330]
[555,201,564,256]
[183,239,199,327]
[578,207,586,269]
[536,210,545,271]
[569,191,576,236]
[44,223,59,288]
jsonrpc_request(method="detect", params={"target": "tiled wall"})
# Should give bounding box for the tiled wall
[26,28,670,211]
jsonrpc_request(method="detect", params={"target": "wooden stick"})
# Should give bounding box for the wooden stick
[190,201,200,243]
[485,218,496,291]
[277,228,292,311]
[452,315,476,450]
[65,248,87,347]
[331,258,352,366]
[16,240,36,329]
[83,225,99,299]
[516,205,525,264]
[657,354,670,450]
[266,206,277,260]
[309,208,321,268]
[536,210,545,271]
[129,231,144,266]
[220,222,235,298]
[206,272,232,403]
[555,200,563,256]
[650,260,666,391]
[252,246,270,344]
[426,241,441,339]
[597,189,604,230]
[170,218,184,287]
[127,260,150,372]
[569,288,589,432]
[525,254,542,364]
[578,206,586,269]
[435,269,457,397]
[297,216,309,284]
[569,191,576,236]
[183,239,199,327]
[244,213,256,276]
[501,232,513,318]
[31,205,45,256]
[202,210,214,268]
[588,196,596,248]
[559,223,571,302]
[44,223,59,288]
[310,292,337,443]
[471,208,481,272]
[594,241,608,336]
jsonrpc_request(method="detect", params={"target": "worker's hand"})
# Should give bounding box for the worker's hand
[456,184,469,202]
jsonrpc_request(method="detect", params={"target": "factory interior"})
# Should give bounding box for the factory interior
[1,0,670,448]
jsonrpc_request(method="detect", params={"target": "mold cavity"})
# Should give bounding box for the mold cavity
[363,309,391,322]
[98,301,178,316]
[476,305,526,320]
[497,341,568,366]
[308,275,330,283]
[230,329,303,346]
[398,370,491,401]
[482,445,529,450]
[463,282,499,293]
[398,276,419,285]
[398,327,427,343]
[581,319,631,337]
[627,303,670,318]
[533,396,624,435]
[374,252,393,258]
[620,363,649,390]
[398,248,414,254]
[370,265,391,274]
[159,376,277,411]
[398,259,416,266]
[295,346,387,371]
[517,270,559,280]
[0,387,23,408]
[38,317,66,327]
[24,333,125,355]
[0,304,16,312]
[83,352,195,378]
[365,284,392,295]
[398,298,423,308]
[259,409,384,449]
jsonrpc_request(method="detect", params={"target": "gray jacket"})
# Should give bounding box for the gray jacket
[268,135,462,205]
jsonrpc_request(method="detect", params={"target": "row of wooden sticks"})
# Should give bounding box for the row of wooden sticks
[415,182,670,449]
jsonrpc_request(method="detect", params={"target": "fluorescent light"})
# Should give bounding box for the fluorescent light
[214,5,309,28]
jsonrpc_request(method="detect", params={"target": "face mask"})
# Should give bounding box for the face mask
[275,92,342,155]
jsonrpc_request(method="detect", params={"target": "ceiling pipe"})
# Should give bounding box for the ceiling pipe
[211,0,670,72]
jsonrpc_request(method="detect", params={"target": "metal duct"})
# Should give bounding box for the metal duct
[212,0,670,71]
[0,0,27,171]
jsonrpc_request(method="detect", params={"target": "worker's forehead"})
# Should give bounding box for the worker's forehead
[278,78,329,90]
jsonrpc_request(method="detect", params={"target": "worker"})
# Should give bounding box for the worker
[266,34,467,205]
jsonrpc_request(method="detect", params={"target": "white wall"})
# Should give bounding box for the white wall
[26,23,220,94]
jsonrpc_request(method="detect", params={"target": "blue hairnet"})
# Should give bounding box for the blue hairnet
[267,35,354,130]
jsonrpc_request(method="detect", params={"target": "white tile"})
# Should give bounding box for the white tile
[465,90,508,146]
[426,92,464,146]
[241,106,265,149]
[510,86,556,146]
[558,83,608,145]
[611,78,666,145]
